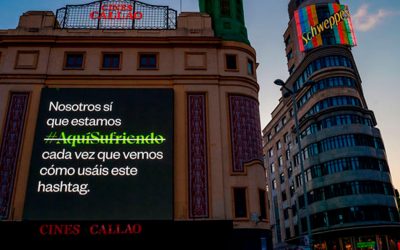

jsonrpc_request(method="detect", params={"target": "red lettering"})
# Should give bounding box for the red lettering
[53,225,64,235]
[89,11,98,19]
[88,10,143,20]
[89,224,142,235]
[134,12,143,20]
[65,224,80,235]
[127,224,142,234]
[39,224,49,235]
[90,224,99,235]
[108,11,113,19]
[39,224,81,236]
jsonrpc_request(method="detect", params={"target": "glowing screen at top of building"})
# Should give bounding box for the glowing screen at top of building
[294,3,357,52]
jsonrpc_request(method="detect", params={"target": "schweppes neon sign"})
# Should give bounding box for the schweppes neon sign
[294,4,357,52]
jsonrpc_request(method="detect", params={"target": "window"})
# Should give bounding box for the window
[301,134,384,155]
[272,179,277,190]
[289,64,295,75]
[301,96,362,122]
[259,190,267,220]
[303,180,393,206]
[301,114,373,139]
[280,173,285,184]
[268,148,274,157]
[296,77,357,110]
[284,209,289,220]
[286,149,290,161]
[276,140,282,150]
[270,163,275,173]
[310,205,399,229]
[267,133,272,142]
[64,52,84,69]
[284,35,291,46]
[286,50,293,61]
[247,59,254,75]
[293,153,299,167]
[282,117,287,125]
[225,54,238,70]
[278,156,283,167]
[288,167,293,178]
[220,0,231,17]
[233,188,247,218]
[290,185,295,197]
[282,190,287,201]
[275,119,285,132]
[293,56,353,91]
[139,53,158,69]
[102,53,121,69]
[284,132,290,143]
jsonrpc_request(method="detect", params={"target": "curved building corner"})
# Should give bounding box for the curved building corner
[262,0,400,249]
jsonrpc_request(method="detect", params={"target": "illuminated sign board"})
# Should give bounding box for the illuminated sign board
[55,0,177,30]
[89,3,143,20]
[294,4,357,52]
[356,241,376,248]
[24,88,173,220]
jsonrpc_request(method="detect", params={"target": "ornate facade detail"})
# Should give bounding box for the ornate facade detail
[229,95,263,173]
[0,92,29,219]
[188,94,209,218]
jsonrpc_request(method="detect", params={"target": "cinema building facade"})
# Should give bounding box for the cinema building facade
[0,0,270,247]
[263,0,400,249]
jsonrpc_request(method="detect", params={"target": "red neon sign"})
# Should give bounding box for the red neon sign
[38,223,142,236]
[89,4,143,20]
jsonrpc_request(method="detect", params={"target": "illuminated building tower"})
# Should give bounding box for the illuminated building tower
[0,0,270,247]
[262,0,400,249]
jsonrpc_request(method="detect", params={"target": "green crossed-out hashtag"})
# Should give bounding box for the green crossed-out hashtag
[44,132,58,144]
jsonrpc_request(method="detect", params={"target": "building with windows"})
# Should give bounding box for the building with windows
[263,0,400,249]
[0,0,271,247]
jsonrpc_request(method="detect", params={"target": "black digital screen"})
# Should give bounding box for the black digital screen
[23,88,173,220]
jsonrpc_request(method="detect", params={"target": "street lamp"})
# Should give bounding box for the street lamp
[274,78,314,249]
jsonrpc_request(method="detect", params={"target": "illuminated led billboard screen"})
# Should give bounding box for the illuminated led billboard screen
[294,3,357,52]
[24,88,173,220]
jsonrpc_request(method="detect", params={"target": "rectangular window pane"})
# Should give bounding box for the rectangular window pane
[234,188,247,218]
[221,0,231,16]
[226,54,237,70]
[139,53,157,69]
[102,53,120,69]
[247,59,254,75]
[65,53,84,69]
